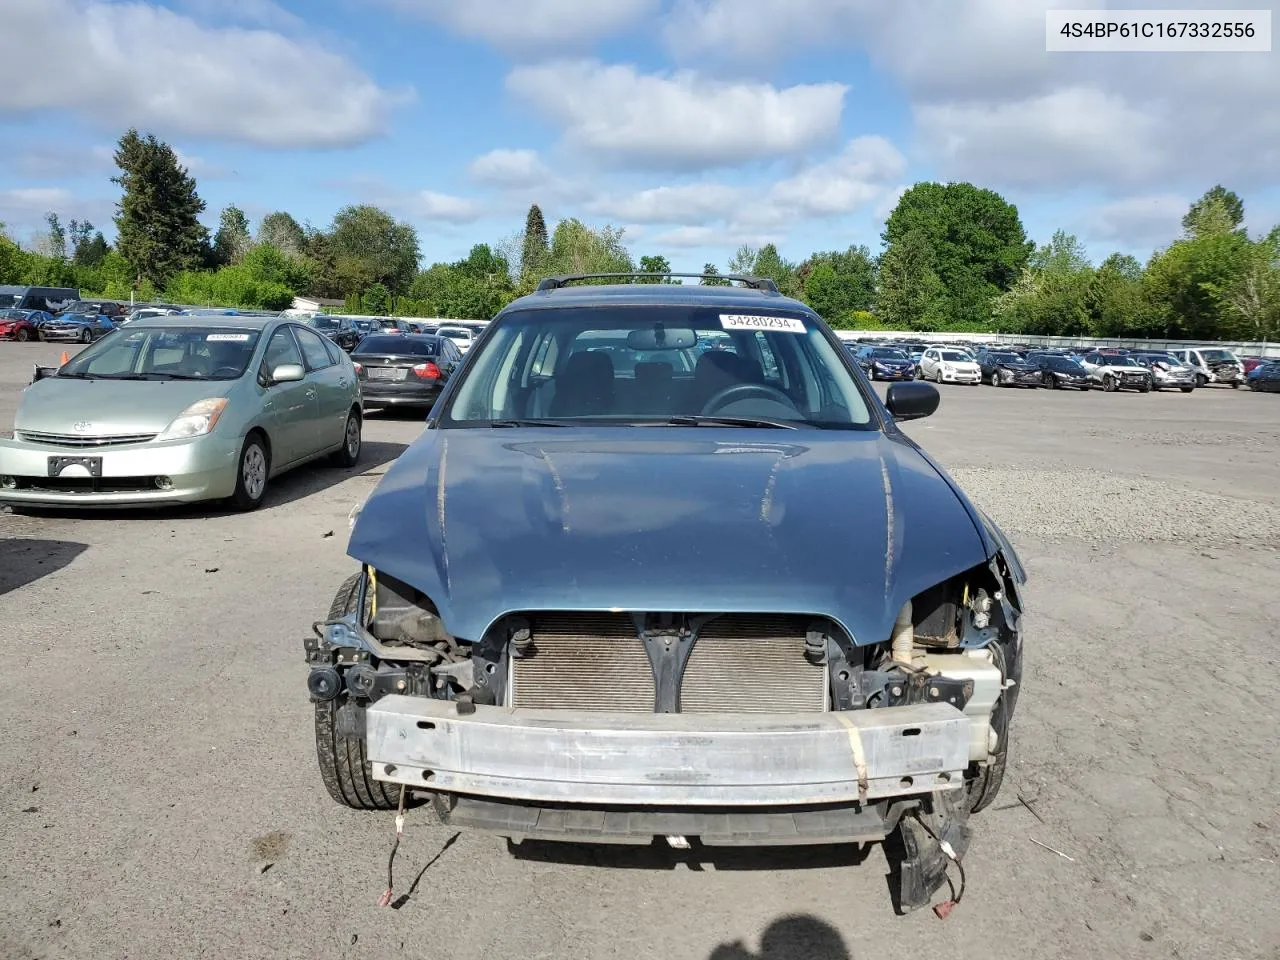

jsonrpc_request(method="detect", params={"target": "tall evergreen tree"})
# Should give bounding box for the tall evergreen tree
[521,204,549,275]
[213,204,253,266]
[111,128,209,286]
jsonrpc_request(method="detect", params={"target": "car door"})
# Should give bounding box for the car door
[920,350,937,379]
[292,324,351,452]
[259,326,319,466]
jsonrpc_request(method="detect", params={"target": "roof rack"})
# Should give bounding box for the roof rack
[536,273,780,293]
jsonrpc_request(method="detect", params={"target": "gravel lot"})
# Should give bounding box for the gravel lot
[2,344,1278,960]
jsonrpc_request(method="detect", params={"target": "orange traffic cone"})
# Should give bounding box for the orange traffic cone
[59,351,70,365]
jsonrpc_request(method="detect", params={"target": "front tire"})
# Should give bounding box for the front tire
[315,574,401,811]
[1181,386,1194,393]
[79,327,92,343]
[229,433,270,511]
[966,642,1011,814]
[15,328,29,342]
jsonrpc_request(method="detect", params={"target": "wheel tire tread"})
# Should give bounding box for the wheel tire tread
[314,572,399,811]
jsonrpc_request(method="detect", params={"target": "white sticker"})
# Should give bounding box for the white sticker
[719,314,806,334]
[206,333,250,341]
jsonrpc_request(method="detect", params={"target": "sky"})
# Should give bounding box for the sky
[1,0,1278,274]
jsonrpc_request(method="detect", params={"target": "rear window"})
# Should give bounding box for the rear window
[354,335,439,356]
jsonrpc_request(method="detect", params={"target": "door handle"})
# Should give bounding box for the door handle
[338,379,349,387]
[306,389,316,398]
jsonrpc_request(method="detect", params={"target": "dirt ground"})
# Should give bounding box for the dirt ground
[2,343,1278,960]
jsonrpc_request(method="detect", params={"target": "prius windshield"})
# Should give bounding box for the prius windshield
[441,305,873,429]
[58,326,262,380]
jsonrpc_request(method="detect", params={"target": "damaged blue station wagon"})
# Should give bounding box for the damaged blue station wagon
[303,273,1027,914]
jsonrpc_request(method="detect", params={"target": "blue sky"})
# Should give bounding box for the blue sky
[2,0,1278,273]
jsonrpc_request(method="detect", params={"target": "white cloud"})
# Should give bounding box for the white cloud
[585,136,904,239]
[1084,194,1189,249]
[1,144,115,179]
[587,183,746,225]
[663,0,1280,195]
[172,0,304,31]
[0,187,115,240]
[404,191,485,223]
[507,60,847,170]
[375,0,656,50]
[0,0,409,149]
[0,187,76,212]
[468,149,551,188]
[650,225,783,250]
[172,150,236,180]
[916,88,1163,188]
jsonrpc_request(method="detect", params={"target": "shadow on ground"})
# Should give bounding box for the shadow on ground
[707,915,853,960]
[0,538,88,596]
[5,440,407,522]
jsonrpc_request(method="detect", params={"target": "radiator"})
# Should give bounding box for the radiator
[507,613,829,714]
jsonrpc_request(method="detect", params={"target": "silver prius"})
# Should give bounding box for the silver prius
[0,315,364,510]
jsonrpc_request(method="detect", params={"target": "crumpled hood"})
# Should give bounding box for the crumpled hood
[16,378,230,435]
[348,427,991,645]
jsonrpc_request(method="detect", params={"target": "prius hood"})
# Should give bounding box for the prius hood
[16,377,231,436]
[348,427,992,645]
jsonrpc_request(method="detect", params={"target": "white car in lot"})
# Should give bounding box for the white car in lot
[434,325,476,354]
[1171,347,1245,388]
[918,347,981,385]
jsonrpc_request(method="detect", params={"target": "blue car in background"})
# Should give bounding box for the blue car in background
[38,311,115,343]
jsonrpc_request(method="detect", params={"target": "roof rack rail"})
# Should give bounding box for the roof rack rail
[536,273,780,293]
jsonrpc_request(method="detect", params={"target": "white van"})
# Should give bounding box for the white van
[1171,347,1244,387]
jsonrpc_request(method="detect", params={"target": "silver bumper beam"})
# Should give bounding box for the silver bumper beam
[366,696,970,806]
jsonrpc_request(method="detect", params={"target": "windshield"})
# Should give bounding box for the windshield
[989,353,1022,363]
[1200,349,1235,362]
[1101,356,1139,367]
[1046,357,1084,373]
[307,315,341,331]
[58,326,262,380]
[354,335,439,356]
[65,302,102,315]
[870,348,908,360]
[441,305,874,429]
[0,309,27,320]
[939,351,970,362]
[0,294,19,309]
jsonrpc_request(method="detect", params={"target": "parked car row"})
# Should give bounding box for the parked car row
[843,335,1271,396]
[301,314,488,357]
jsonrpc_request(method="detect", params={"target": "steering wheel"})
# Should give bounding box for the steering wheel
[700,382,798,416]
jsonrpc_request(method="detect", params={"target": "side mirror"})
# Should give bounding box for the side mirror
[271,363,305,383]
[885,381,939,422]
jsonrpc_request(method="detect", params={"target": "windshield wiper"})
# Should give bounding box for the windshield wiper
[656,415,800,430]
[488,419,571,428]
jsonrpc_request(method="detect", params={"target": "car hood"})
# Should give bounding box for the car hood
[15,378,232,436]
[348,427,992,645]
[872,358,913,367]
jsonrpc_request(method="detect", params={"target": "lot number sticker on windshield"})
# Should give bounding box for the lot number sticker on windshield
[206,333,251,341]
[719,314,806,333]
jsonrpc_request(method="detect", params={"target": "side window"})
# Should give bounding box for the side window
[294,326,334,370]
[262,328,304,376]
[320,335,343,365]
[753,332,781,381]
[529,334,559,379]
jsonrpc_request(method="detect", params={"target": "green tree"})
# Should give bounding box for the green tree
[876,229,948,330]
[638,254,674,282]
[727,245,757,275]
[361,282,391,315]
[521,204,549,276]
[751,243,800,296]
[112,128,210,286]
[1085,253,1147,337]
[1142,231,1251,339]
[880,182,1031,329]
[257,211,306,256]
[700,263,730,285]
[213,204,253,266]
[328,205,420,295]
[45,213,67,260]
[799,246,876,321]
[1202,228,1280,342]
[545,219,633,278]
[1182,185,1244,237]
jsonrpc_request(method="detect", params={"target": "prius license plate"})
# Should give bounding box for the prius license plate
[369,367,407,381]
[48,455,102,477]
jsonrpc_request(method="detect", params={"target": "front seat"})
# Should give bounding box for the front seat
[691,350,742,409]
[550,351,616,417]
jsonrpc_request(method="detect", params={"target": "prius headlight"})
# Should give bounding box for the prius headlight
[157,397,228,441]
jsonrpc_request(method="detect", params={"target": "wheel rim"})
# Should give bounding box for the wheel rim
[345,415,360,457]
[17,329,28,341]
[81,329,91,342]
[242,444,267,500]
